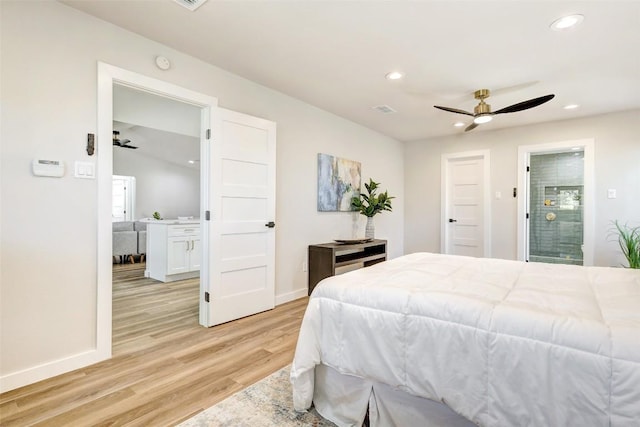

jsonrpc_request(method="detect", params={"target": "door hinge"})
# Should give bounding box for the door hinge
[205,210,210,221]
[526,213,530,219]
[206,129,211,140]
[526,166,530,172]
[204,292,210,302]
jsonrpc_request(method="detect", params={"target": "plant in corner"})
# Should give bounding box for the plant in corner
[611,220,640,269]
[351,178,394,239]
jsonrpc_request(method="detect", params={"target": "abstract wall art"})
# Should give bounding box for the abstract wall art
[317,153,361,212]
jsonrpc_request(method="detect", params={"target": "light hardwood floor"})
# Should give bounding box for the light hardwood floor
[0,263,308,426]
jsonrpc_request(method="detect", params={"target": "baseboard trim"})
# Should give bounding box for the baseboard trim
[0,348,109,393]
[275,288,308,306]
[2,289,305,393]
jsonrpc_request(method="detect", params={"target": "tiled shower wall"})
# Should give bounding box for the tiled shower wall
[529,151,584,265]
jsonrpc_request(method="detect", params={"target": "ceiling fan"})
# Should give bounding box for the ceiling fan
[434,89,555,132]
[112,130,138,149]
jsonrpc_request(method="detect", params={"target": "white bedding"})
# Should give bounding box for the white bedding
[291,253,640,426]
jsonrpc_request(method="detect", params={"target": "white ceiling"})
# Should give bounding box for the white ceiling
[63,0,640,142]
[113,121,200,168]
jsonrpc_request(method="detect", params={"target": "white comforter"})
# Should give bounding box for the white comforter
[291,253,640,426]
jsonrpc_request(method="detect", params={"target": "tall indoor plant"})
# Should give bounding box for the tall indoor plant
[612,220,640,269]
[351,178,394,239]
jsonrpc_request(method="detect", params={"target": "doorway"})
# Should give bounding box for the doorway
[96,63,218,362]
[528,151,584,265]
[517,139,595,265]
[97,63,277,365]
[441,150,491,257]
[111,86,203,354]
[112,175,136,222]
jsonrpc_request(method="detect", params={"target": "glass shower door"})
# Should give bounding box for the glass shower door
[528,151,584,265]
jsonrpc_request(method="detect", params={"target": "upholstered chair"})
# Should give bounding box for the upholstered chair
[112,221,137,263]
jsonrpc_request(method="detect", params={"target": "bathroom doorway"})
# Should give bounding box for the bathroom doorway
[528,150,584,265]
[517,139,595,266]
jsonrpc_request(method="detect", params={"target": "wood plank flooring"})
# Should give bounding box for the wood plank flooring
[0,263,309,426]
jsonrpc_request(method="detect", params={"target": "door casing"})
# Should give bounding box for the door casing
[97,62,218,363]
[517,139,595,265]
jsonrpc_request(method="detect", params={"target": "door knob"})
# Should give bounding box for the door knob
[449,218,457,223]
[265,221,276,228]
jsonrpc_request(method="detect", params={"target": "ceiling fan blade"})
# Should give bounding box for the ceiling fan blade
[465,122,479,132]
[493,94,555,115]
[122,145,138,149]
[434,105,474,116]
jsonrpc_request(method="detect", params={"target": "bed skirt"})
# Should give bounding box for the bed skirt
[313,364,476,427]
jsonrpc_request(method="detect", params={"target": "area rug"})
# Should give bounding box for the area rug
[178,365,337,427]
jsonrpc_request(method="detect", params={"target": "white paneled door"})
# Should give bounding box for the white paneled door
[112,175,135,222]
[442,152,489,257]
[205,108,276,326]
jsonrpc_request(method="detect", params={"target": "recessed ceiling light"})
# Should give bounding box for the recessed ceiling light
[563,104,580,110]
[550,14,584,31]
[385,71,404,80]
[453,122,465,128]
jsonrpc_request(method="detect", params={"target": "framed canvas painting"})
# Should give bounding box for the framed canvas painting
[317,153,361,212]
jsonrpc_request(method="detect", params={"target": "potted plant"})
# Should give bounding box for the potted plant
[612,220,640,269]
[351,178,394,239]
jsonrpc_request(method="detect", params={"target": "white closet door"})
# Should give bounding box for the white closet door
[205,108,276,326]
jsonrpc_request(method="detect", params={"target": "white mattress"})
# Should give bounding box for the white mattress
[291,253,640,426]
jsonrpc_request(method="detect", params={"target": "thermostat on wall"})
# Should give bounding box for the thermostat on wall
[32,159,65,177]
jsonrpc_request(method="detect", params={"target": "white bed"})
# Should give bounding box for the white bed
[290,252,640,427]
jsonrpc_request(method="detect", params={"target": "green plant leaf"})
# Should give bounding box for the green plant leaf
[353,179,394,218]
[611,220,640,269]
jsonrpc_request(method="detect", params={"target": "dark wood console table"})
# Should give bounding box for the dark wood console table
[308,239,387,295]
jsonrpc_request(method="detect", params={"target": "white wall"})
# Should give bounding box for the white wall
[113,148,200,219]
[0,1,404,389]
[405,109,640,267]
[113,84,200,138]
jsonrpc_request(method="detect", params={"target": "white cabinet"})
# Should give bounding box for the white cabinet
[146,221,200,282]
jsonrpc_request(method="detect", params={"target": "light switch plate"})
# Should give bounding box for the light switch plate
[74,161,96,179]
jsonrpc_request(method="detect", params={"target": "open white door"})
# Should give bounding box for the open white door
[205,108,276,326]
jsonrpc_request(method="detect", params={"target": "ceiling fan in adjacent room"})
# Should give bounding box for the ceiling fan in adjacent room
[112,130,138,149]
[434,89,555,132]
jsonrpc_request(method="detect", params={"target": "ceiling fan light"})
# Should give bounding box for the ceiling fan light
[473,114,493,124]
[453,122,465,128]
[550,14,584,31]
[385,71,404,80]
